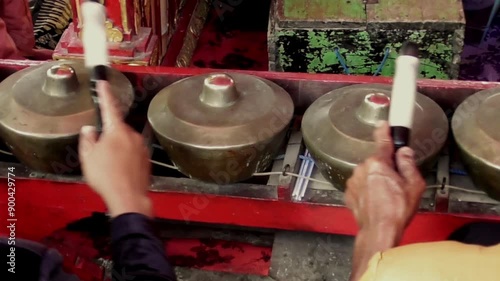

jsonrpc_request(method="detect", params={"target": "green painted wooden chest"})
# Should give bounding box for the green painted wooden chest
[268,0,465,79]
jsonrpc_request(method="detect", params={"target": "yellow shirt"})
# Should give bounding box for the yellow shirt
[360,242,500,281]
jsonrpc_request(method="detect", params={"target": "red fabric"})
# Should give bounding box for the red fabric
[0,0,35,59]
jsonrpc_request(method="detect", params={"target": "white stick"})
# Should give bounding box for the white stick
[388,55,419,129]
[81,1,108,68]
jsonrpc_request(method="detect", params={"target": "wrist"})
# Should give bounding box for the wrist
[104,192,153,218]
[359,222,404,246]
[350,223,403,281]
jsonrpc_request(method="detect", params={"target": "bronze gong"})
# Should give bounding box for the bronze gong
[302,84,448,190]
[452,87,500,200]
[148,73,294,184]
[0,61,134,173]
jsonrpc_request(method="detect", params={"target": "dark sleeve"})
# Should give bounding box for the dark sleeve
[110,213,176,281]
[448,222,500,246]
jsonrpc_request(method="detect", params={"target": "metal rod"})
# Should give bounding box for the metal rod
[299,151,314,199]
[292,150,308,199]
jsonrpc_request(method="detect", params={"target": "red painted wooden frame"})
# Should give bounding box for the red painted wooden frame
[1,59,500,245]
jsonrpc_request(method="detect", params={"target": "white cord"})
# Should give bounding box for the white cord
[152,144,164,150]
[149,155,333,185]
[150,162,489,194]
[150,159,178,170]
[0,149,13,156]
[427,184,486,195]
[0,147,490,196]
[253,171,332,185]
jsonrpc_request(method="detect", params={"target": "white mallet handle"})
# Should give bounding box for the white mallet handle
[389,43,420,150]
[81,1,108,68]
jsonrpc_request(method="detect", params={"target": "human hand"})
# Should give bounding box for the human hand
[78,81,152,217]
[345,121,426,232]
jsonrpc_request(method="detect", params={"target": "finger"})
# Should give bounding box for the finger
[344,181,362,223]
[349,162,368,184]
[395,147,423,187]
[97,81,123,131]
[345,178,356,198]
[344,182,357,208]
[345,164,365,205]
[79,125,98,159]
[373,121,394,164]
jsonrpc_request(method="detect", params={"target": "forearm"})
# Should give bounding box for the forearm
[111,213,176,281]
[350,224,403,281]
[104,192,153,218]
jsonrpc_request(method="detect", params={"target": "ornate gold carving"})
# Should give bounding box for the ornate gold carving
[76,0,82,28]
[120,0,131,34]
[144,0,152,27]
[53,54,150,66]
[176,0,210,67]
[149,44,160,66]
[134,0,141,32]
[106,21,124,42]
[79,20,124,42]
